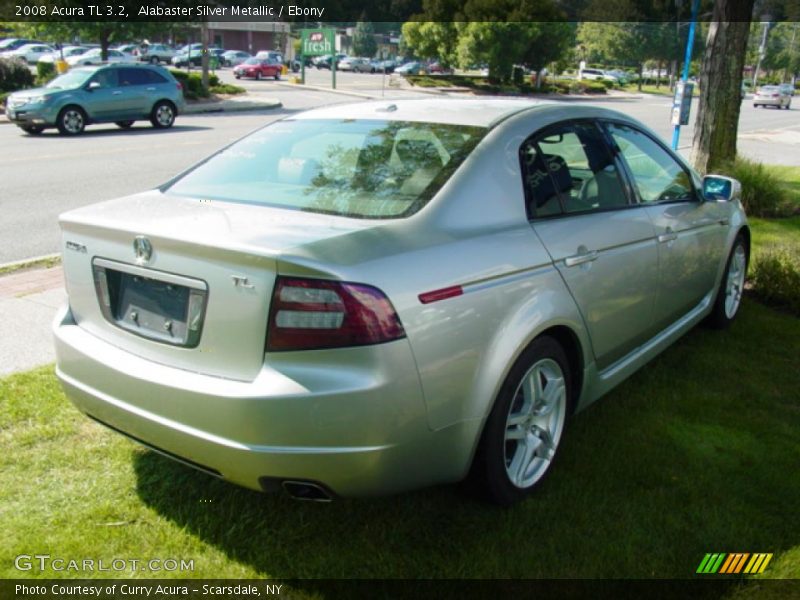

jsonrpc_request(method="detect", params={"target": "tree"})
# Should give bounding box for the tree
[691,1,756,173]
[353,21,378,58]
[401,22,459,66]
[452,22,573,83]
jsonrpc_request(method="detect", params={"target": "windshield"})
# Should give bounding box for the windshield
[244,58,260,65]
[166,119,486,219]
[45,69,93,89]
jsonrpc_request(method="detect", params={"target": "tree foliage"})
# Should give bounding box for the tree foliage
[353,21,378,58]
[402,0,572,81]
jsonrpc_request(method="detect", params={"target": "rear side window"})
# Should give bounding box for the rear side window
[166,119,486,219]
[120,68,168,85]
[606,122,695,203]
[521,121,629,218]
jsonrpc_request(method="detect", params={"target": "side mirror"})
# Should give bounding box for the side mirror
[86,81,101,91]
[702,175,741,202]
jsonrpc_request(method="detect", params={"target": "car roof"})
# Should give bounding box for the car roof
[291,98,552,128]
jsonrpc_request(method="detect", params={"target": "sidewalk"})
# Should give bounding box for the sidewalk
[0,265,65,377]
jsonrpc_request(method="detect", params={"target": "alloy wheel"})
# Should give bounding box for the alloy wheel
[724,244,747,319]
[503,358,567,489]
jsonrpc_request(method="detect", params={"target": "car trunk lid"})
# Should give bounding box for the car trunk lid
[59,190,374,381]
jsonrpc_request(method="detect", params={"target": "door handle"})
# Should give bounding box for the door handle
[658,231,678,243]
[146,87,156,91]
[564,250,599,268]
[112,91,122,95]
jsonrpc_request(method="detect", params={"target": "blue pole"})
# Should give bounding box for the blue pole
[671,0,701,150]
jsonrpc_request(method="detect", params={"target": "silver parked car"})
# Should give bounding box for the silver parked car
[54,99,749,505]
[753,85,792,109]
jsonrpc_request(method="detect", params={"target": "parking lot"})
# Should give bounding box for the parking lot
[1,71,798,265]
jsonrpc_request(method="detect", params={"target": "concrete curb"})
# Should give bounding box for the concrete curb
[183,98,282,114]
[0,253,61,276]
[273,81,385,99]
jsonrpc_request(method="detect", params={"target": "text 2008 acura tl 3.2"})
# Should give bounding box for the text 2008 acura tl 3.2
[54,99,749,505]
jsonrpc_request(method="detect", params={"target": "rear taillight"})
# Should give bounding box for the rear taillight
[176,82,183,92]
[266,276,405,351]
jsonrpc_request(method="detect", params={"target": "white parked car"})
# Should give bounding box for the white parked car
[6,43,55,64]
[38,46,90,64]
[67,48,134,67]
[579,68,618,83]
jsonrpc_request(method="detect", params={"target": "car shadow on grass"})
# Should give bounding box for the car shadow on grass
[131,300,800,584]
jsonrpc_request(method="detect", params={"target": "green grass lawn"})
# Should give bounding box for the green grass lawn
[1,299,798,585]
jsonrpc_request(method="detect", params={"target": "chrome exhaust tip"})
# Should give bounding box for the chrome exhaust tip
[281,480,333,502]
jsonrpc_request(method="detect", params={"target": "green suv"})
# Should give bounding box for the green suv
[5,63,186,135]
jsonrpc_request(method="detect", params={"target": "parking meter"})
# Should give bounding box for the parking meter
[671,81,694,126]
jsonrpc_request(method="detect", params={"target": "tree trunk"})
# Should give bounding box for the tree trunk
[690,1,755,174]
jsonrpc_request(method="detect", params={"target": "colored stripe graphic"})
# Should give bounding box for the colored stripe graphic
[697,553,726,574]
[744,554,774,574]
[698,553,774,575]
[720,553,750,574]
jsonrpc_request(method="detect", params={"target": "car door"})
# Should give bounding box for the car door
[83,68,129,121]
[522,120,660,371]
[118,67,162,118]
[603,121,729,332]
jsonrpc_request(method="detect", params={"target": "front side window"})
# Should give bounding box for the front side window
[606,122,695,203]
[89,69,118,88]
[521,121,628,218]
[166,119,486,219]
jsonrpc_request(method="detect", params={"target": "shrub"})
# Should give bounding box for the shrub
[0,56,35,93]
[36,61,56,85]
[169,70,220,99]
[750,247,800,314]
[209,83,245,95]
[717,157,791,217]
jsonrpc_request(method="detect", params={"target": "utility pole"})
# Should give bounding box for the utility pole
[752,20,769,89]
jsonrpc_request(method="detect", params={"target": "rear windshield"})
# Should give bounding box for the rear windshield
[165,119,486,218]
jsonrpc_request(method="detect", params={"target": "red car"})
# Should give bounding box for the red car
[233,58,282,80]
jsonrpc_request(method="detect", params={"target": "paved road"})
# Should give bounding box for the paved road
[0,86,358,264]
[1,72,798,264]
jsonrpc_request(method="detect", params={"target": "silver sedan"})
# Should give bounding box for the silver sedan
[54,99,749,505]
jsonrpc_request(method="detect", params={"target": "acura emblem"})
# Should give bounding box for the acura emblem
[133,236,153,264]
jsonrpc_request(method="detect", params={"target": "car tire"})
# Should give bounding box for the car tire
[234,73,240,79]
[115,121,134,129]
[706,233,748,329]
[150,101,176,129]
[150,56,159,65]
[274,71,280,81]
[20,125,44,135]
[255,71,262,80]
[56,106,86,135]
[469,336,571,506]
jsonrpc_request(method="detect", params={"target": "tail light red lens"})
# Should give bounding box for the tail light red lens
[266,276,405,351]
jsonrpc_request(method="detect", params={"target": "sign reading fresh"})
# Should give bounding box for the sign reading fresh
[301,29,334,56]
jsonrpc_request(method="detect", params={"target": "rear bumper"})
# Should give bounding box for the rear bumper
[53,304,478,497]
[754,97,785,106]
